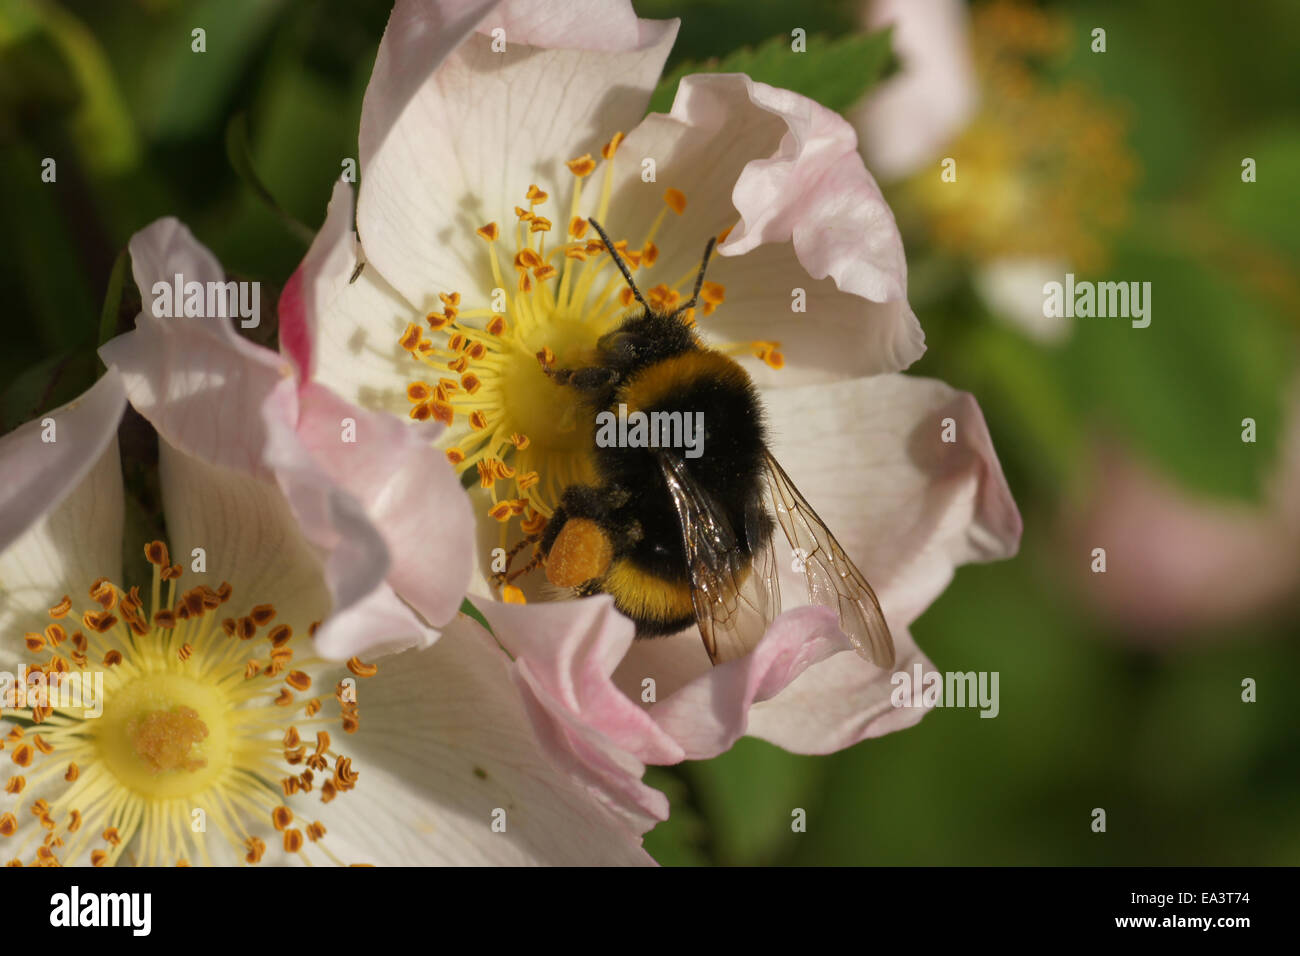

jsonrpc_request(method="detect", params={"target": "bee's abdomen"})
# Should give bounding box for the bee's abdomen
[594,349,768,637]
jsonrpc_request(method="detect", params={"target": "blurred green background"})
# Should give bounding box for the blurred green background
[1,0,1296,864]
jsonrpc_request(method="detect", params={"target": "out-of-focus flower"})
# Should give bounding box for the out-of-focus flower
[0,220,652,865]
[282,0,1021,830]
[1071,387,1300,640]
[853,0,1137,343]
[851,0,977,183]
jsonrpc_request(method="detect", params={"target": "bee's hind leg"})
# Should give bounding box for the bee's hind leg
[540,484,640,590]
[492,535,544,588]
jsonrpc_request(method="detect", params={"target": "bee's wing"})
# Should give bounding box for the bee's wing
[658,452,781,665]
[758,447,896,669]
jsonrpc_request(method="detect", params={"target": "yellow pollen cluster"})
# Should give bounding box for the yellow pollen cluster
[903,0,1136,271]
[128,706,208,774]
[0,540,378,866]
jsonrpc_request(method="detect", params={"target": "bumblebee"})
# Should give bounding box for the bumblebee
[513,218,895,668]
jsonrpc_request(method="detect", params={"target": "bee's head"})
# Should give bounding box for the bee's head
[597,312,698,370]
[595,328,647,363]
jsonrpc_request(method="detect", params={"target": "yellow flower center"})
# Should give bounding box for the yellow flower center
[395,132,783,596]
[99,678,225,793]
[0,540,376,867]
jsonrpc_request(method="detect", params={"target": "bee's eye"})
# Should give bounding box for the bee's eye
[599,331,648,361]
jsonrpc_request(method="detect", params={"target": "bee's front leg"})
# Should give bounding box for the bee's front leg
[537,351,620,392]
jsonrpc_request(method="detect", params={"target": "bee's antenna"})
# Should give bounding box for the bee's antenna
[587,217,649,312]
[672,236,717,317]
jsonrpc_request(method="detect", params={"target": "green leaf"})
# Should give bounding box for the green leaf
[633,0,863,71]
[459,597,491,634]
[224,111,313,245]
[35,0,141,175]
[97,247,131,355]
[647,28,893,115]
[144,0,286,141]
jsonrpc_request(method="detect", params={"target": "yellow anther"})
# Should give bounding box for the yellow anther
[399,323,423,351]
[566,154,597,177]
[345,657,378,678]
[144,541,170,567]
[90,578,117,611]
[83,610,117,633]
[405,379,436,403]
